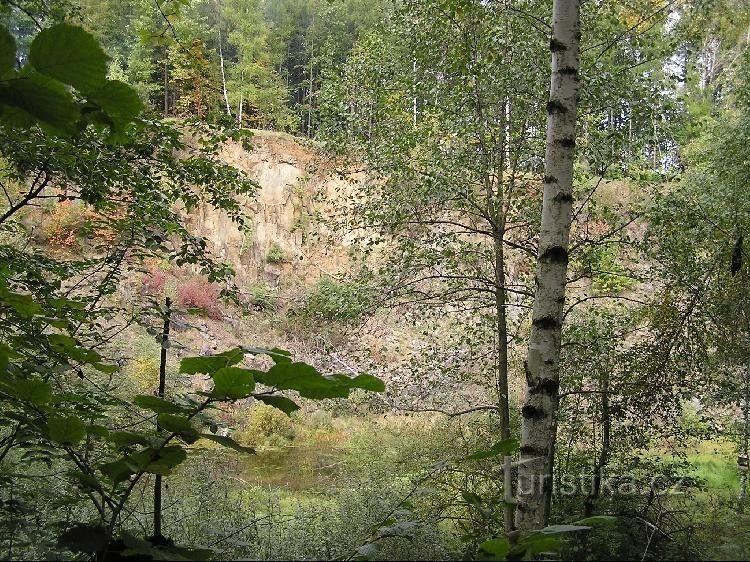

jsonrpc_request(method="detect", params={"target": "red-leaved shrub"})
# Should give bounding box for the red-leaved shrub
[176,278,222,319]
[140,267,167,295]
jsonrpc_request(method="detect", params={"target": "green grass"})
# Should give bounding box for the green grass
[687,440,740,492]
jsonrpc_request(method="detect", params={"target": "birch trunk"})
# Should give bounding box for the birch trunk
[218,29,231,116]
[516,0,581,532]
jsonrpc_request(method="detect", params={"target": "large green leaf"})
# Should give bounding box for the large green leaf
[108,431,151,450]
[158,413,199,444]
[86,79,142,128]
[255,395,300,414]
[0,27,15,77]
[0,285,43,317]
[254,362,348,398]
[0,345,8,374]
[331,373,385,392]
[256,362,384,399]
[180,347,245,375]
[463,438,519,461]
[101,445,187,482]
[29,23,108,93]
[134,395,189,414]
[13,378,52,405]
[211,367,255,399]
[137,445,187,476]
[48,414,86,445]
[246,346,292,364]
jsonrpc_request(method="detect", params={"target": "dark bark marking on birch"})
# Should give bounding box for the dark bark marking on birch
[521,405,547,420]
[520,445,547,456]
[555,137,576,148]
[550,38,567,52]
[553,191,573,204]
[540,246,569,265]
[532,315,559,330]
[530,378,559,395]
[546,100,567,114]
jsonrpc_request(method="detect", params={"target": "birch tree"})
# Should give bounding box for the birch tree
[516,0,581,532]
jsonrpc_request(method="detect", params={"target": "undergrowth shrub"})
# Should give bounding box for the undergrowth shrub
[266,242,288,264]
[123,354,160,394]
[298,276,371,324]
[249,282,278,311]
[140,266,167,295]
[176,278,222,319]
[42,201,89,248]
[235,403,296,448]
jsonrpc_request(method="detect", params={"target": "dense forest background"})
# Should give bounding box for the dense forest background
[1,0,750,560]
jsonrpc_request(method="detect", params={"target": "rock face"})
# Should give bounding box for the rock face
[186,129,352,283]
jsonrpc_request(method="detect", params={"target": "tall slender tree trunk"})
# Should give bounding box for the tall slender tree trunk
[163,55,169,117]
[218,29,231,116]
[308,30,314,137]
[584,370,610,517]
[740,366,750,513]
[153,297,171,539]
[495,227,514,534]
[516,0,581,532]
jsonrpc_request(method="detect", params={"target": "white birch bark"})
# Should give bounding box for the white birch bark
[218,29,232,116]
[516,0,581,532]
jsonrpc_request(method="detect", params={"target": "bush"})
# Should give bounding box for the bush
[123,354,159,394]
[248,283,277,311]
[140,265,167,295]
[299,276,371,323]
[234,403,296,449]
[176,278,222,319]
[266,242,288,264]
[42,201,89,248]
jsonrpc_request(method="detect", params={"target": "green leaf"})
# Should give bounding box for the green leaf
[100,458,137,482]
[255,395,300,415]
[479,538,510,560]
[133,395,188,414]
[200,433,255,454]
[0,345,7,374]
[211,367,255,399]
[108,431,151,449]
[102,445,188,482]
[158,413,199,444]
[0,286,43,317]
[47,333,102,364]
[0,27,16,77]
[255,362,349,399]
[87,79,142,128]
[180,347,244,375]
[463,438,519,460]
[246,346,292,364]
[48,414,86,445]
[29,23,108,93]
[12,378,52,405]
[511,534,563,558]
[574,515,617,527]
[538,524,591,534]
[139,445,187,475]
[333,373,385,392]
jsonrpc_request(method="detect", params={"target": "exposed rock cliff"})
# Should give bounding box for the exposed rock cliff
[186,130,353,286]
